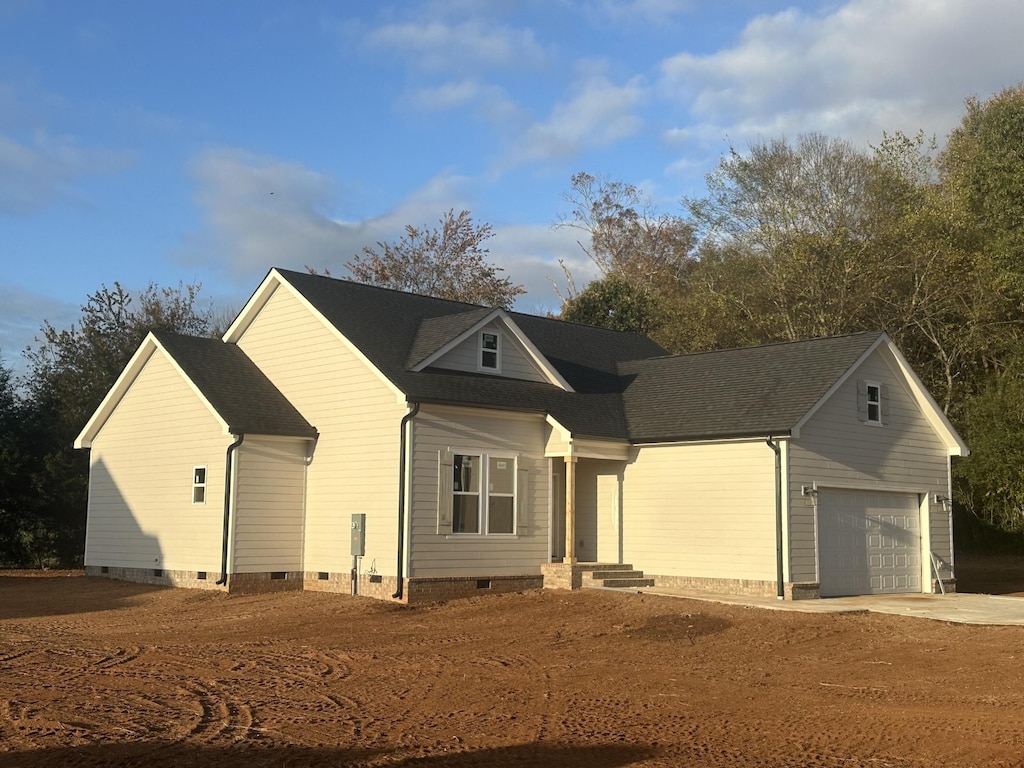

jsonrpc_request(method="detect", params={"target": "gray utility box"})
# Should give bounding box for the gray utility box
[350,514,366,557]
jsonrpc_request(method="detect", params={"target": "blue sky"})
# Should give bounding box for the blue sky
[3,0,1024,370]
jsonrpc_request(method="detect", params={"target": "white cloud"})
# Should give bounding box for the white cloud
[406,79,525,124]
[659,0,1024,152]
[503,74,646,168]
[364,19,548,72]
[182,147,484,279]
[0,131,132,215]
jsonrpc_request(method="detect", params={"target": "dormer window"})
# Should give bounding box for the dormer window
[479,331,500,372]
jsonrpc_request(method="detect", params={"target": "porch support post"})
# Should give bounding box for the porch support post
[564,456,577,564]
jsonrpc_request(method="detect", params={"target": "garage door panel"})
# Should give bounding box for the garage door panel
[818,490,921,597]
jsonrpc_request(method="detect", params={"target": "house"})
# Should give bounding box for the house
[75,268,968,603]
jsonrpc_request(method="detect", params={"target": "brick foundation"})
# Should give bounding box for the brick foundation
[86,565,540,604]
[651,573,783,599]
[541,563,584,590]
[86,565,225,591]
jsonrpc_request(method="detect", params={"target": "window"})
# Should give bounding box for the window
[479,331,500,371]
[451,453,516,534]
[866,383,881,423]
[192,466,207,504]
[857,380,884,425]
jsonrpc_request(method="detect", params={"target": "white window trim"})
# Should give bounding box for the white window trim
[478,330,501,373]
[450,451,517,537]
[865,380,882,425]
[192,466,207,505]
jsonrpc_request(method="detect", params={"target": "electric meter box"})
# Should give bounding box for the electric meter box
[350,514,366,557]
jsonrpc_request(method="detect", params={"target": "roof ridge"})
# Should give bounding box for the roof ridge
[636,330,883,363]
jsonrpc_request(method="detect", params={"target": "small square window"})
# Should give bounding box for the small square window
[193,466,207,504]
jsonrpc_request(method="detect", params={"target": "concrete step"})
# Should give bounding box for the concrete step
[576,563,636,573]
[590,577,656,589]
[588,569,647,581]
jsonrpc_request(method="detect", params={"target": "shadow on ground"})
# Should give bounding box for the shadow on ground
[0,572,165,620]
[4,741,658,768]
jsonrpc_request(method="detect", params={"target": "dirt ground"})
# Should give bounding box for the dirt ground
[2,554,1023,768]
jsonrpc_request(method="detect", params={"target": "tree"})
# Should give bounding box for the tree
[557,172,694,291]
[17,282,214,566]
[345,209,524,309]
[561,276,659,334]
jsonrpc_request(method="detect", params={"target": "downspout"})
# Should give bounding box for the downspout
[216,433,245,586]
[392,402,420,600]
[765,436,784,600]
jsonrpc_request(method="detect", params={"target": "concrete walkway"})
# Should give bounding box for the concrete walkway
[640,587,1024,626]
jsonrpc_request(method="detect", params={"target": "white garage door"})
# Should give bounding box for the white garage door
[818,489,921,597]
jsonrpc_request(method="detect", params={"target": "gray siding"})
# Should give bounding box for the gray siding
[429,321,548,383]
[408,405,549,577]
[788,348,953,584]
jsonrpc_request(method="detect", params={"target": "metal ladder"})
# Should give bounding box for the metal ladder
[930,552,947,595]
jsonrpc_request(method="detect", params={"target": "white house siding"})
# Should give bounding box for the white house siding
[235,285,406,576]
[621,441,778,581]
[408,405,549,577]
[788,348,952,585]
[429,322,547,383]
[85,350,229,573]
[231,438,309,573]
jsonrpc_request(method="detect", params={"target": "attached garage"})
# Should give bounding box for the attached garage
[817,489,922,597]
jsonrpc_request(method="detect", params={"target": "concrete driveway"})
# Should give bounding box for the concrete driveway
[641,588,1024,626]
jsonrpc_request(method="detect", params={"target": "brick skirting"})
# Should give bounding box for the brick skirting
[86,565,541,604]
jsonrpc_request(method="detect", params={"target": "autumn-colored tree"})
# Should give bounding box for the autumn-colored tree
[345,209,524,309]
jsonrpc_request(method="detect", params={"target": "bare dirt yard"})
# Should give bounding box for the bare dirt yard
[2,554,1023,768]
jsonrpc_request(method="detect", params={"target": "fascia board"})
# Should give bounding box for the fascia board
[74,333,232,448]
[790,334,886,440]
[222,268,281,343]
[274,274,407,404]
[881,338,969,456]
[790,333,969,456]
[74,333,159,449]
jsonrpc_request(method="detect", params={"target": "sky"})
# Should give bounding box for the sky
[3,0,1024,372]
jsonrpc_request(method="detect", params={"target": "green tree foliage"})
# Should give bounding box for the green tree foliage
[561,276,658,334]
[14,282,214,566]
[345,209,524,309]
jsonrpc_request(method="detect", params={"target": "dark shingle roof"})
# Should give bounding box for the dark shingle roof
[155,332,317,438]
[276,269,665,438]
[619,332,881,442]
[273,270,880,443]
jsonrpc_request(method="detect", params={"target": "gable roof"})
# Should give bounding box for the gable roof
[221,270,964,452]
[265,269,666,438]
[619,332,882,442]
[75,332,316,448]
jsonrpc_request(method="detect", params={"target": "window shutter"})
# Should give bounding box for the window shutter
[856,379,868,422]
[516,461,528,536]
[880,383,890,420]
[437,448,453,535]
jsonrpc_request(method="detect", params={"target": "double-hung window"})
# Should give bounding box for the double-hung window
[450,452,516,535]
[857,380,885,425]
[192,466,207,504]
[479,331,500,372]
